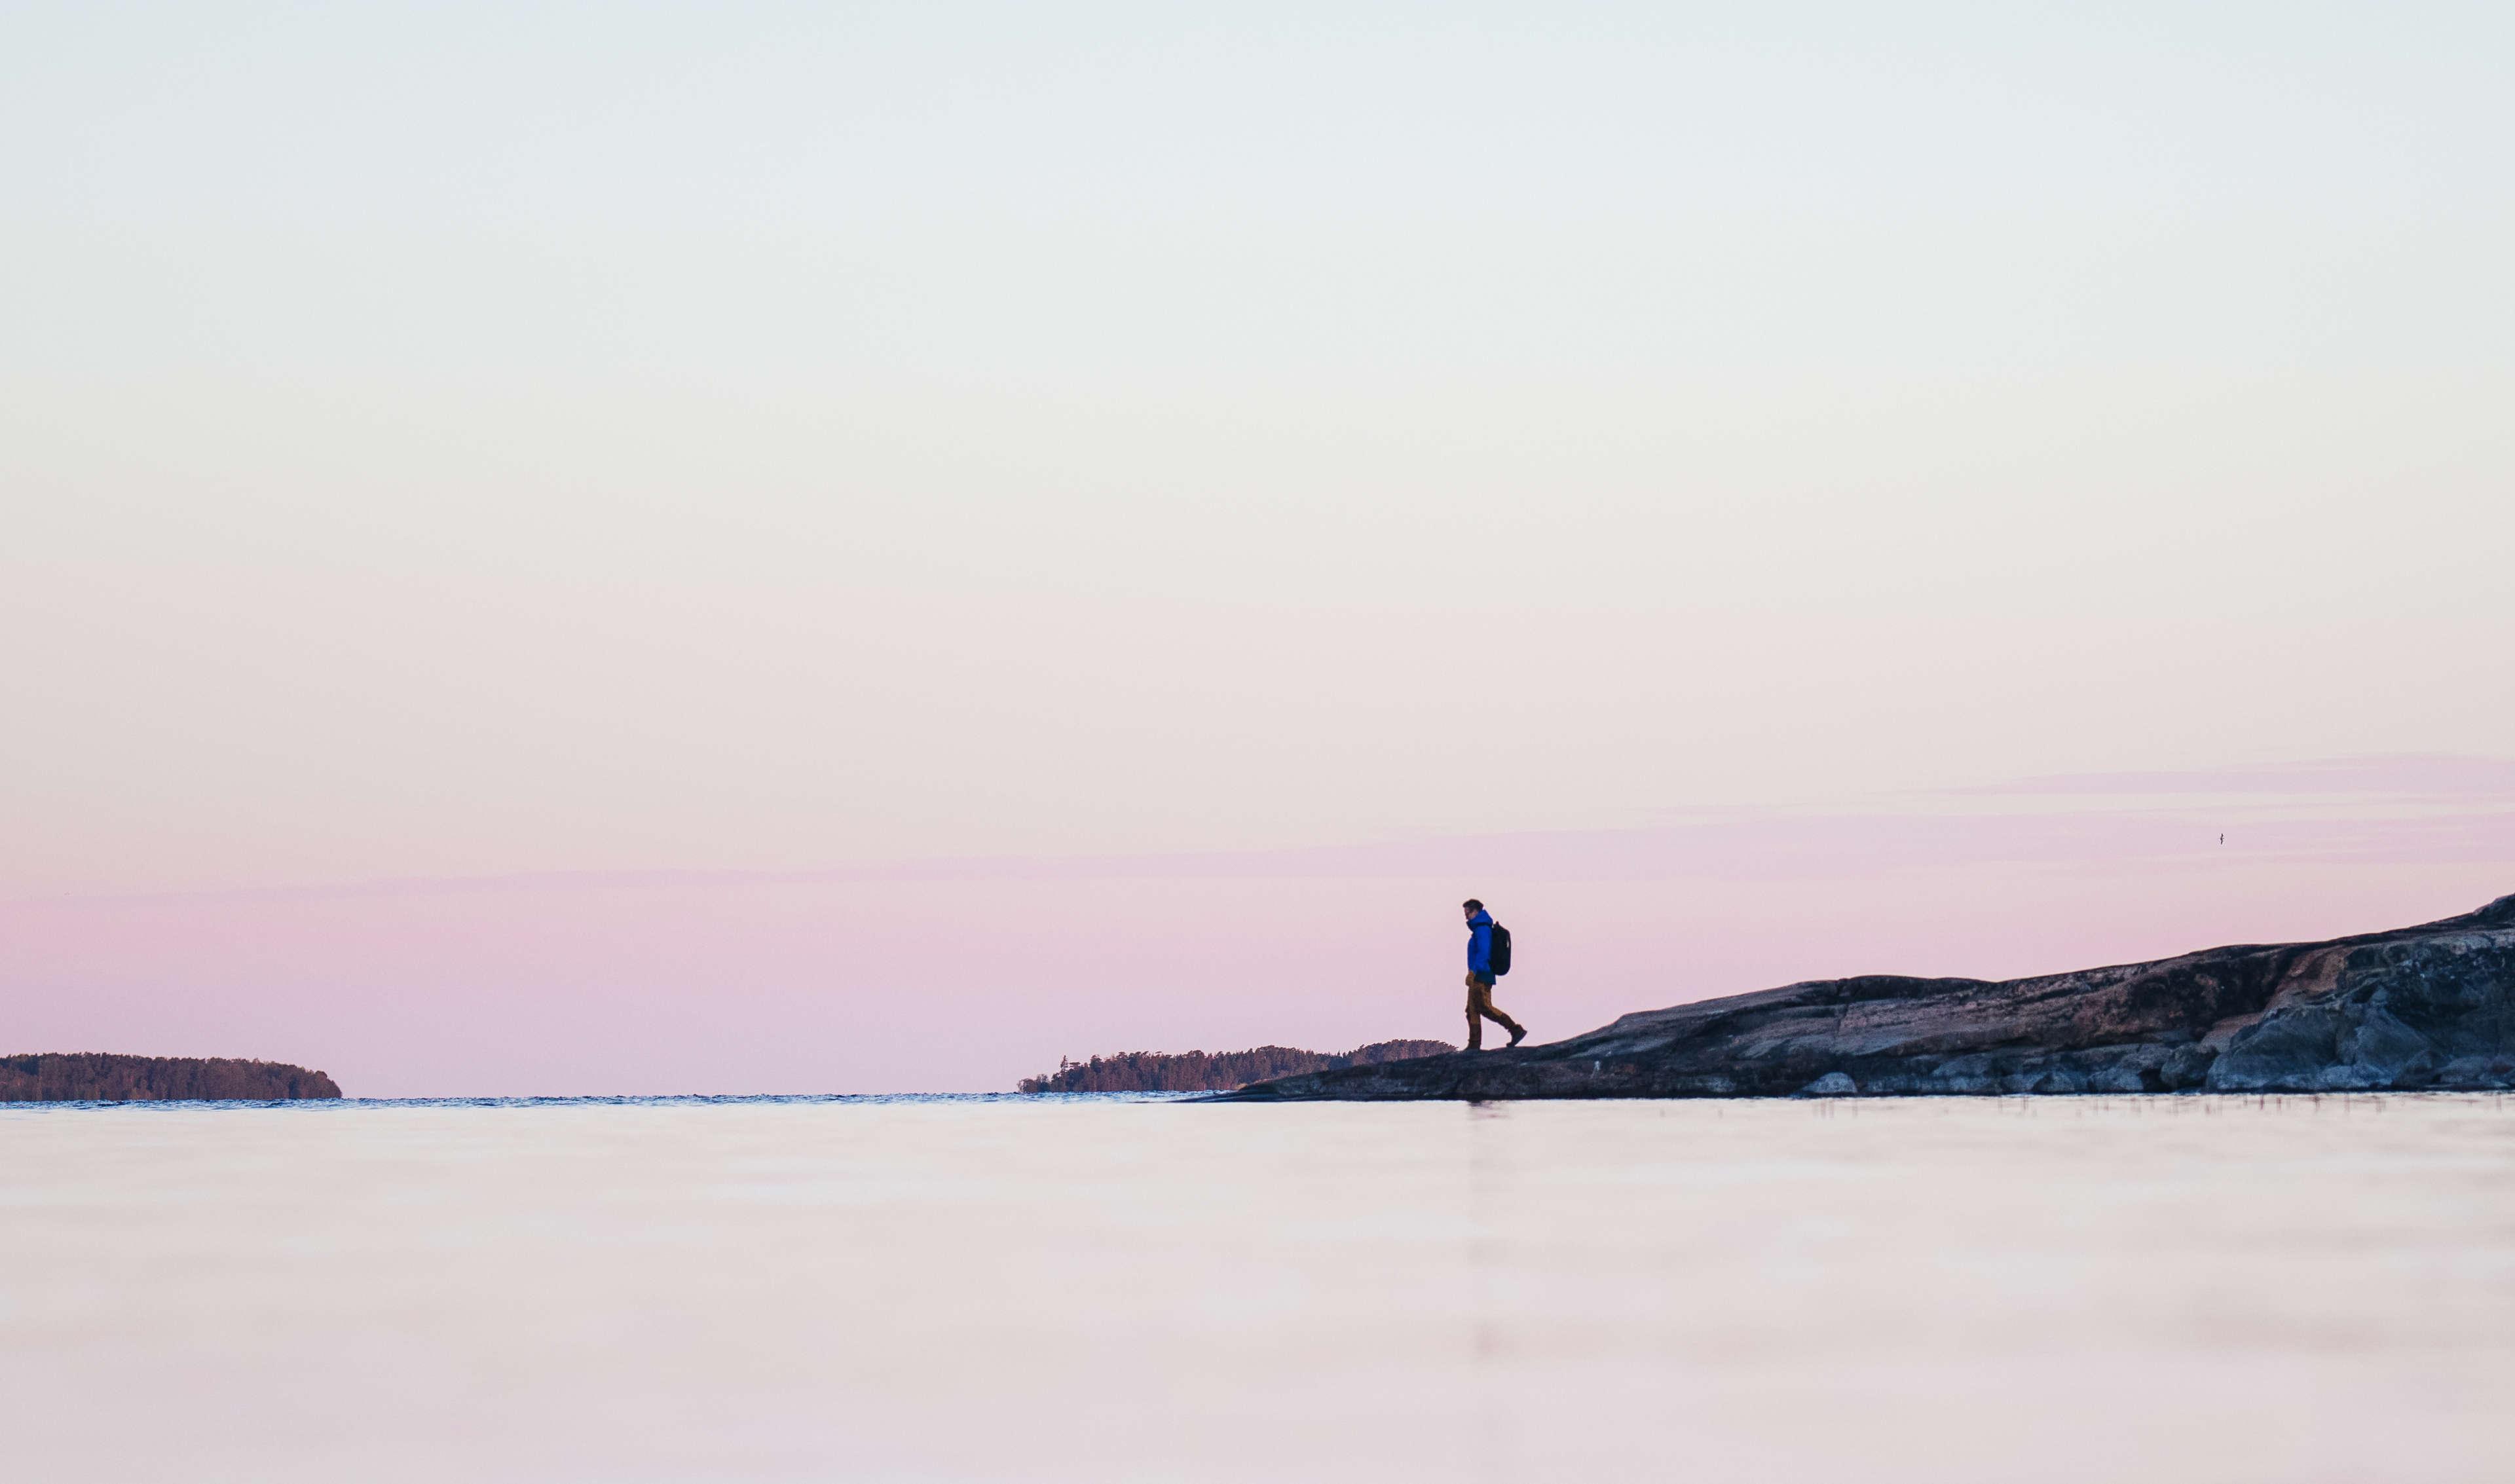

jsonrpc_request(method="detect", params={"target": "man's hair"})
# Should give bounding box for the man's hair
[1461,899,1484,912]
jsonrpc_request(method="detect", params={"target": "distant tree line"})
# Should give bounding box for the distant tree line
[1017,1039,1455,1094]
[0,1054,343,1102]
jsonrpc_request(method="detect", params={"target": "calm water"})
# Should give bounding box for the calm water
[5,1094,2512,1483]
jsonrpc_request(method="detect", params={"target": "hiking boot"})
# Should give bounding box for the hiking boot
[1506,1026,1527,1048]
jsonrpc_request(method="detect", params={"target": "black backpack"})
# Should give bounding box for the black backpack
[1489,921,1513,976]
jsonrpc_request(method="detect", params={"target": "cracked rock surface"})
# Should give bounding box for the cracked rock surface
[1224,893,2515,1101]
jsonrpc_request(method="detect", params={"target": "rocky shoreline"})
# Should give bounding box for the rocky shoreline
[1225,893,2515,1101]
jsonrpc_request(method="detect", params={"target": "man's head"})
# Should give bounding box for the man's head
[1461,898,1484,921]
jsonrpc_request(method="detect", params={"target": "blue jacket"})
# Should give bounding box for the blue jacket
[1466,909,1493,976]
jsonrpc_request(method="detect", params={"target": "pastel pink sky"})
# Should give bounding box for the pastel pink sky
[7,760,2512,1096]
[4,5,2510,1092]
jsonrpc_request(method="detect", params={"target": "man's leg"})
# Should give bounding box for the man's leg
[1468,975,1523,1051]
[1472,978,1525,1048]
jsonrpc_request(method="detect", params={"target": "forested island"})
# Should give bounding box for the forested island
[1019,1039,1454,1093]
[0,1054,343,1103]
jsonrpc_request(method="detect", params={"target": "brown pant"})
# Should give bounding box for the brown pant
[1465,973,1523,1050]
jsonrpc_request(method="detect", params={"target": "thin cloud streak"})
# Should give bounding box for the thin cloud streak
[18,756,2511,907]
[1951,753,2515,798]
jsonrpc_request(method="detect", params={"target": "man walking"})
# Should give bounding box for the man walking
[1461,899,1526,1051]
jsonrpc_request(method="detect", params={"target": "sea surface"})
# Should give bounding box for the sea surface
[5,1093,2512,1483]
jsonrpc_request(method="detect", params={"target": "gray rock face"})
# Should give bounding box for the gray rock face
[1226,893,2515,1101]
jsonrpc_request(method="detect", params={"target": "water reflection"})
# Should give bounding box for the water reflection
[3,1094,2509,1482]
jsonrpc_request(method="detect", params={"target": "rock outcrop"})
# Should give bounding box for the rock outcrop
[1227,893,2515,1100]
[0,1054,343,1103]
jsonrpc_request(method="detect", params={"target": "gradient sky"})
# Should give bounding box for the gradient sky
[5,3,2511,1092]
